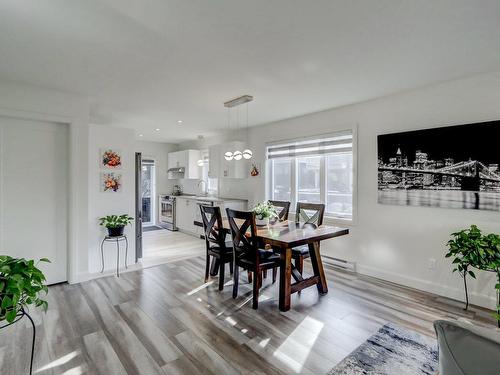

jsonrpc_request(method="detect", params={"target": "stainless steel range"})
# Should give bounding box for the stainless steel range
[159,195,177,231]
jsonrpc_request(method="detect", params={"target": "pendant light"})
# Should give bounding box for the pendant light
[242,102,253,159]
[223,106,234,161]
[232,105,242,160]
[223,95,253,161]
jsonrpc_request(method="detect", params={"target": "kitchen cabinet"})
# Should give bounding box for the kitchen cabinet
[208,141,247,179]
[175,197,198,234]
[176,196,248,236]
[167,149,201,179]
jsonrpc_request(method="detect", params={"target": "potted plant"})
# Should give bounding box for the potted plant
[99,214,134,236]
[0,256,50,374]
[446,225,500,326]
[252,201,278,226]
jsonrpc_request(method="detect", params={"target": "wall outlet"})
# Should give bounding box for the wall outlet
[428,258,437,270]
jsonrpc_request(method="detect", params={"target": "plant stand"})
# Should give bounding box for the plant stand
[100,234,128,277]
[0,307,36,375]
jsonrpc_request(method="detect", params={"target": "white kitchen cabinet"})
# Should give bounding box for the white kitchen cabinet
[208,141,247,179]
[175,197,198,234]
[168,149,201,179]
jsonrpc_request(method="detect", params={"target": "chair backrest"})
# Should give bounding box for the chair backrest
[268,200,291,221]
[295,202,325,226]
[199,205,225,248]
[226,208,259,262]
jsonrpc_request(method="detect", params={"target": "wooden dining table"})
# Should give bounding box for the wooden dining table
[194,219,349,311]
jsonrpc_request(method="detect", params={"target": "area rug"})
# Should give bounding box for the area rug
[143,225,164,232]
[328,322,438,375]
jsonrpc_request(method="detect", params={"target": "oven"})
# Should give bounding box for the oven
[159,195,177,231]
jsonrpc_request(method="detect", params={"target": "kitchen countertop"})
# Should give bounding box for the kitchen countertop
[174,195,247,202]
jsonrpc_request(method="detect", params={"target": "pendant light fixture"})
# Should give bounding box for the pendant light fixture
[242,102,253,159]
[223,106,234,161]
[223,95,253,161]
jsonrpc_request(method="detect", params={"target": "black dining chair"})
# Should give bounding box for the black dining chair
[200,205,233,291]
[226,208,280,309]
[292,202,325,275]
[268,200,291,221]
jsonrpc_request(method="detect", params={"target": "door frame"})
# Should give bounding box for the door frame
[0,107,88,284]
[140,158,156,226]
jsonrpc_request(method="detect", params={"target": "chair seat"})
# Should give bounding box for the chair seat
[237,249,280,269]
[208,241,234,257]
[291,245,310,258]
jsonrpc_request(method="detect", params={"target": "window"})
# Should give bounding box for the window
[267,131,354,220]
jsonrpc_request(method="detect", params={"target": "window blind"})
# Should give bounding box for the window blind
[266,131,353,159]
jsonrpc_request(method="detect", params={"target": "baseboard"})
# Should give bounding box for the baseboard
[355,263,496,310]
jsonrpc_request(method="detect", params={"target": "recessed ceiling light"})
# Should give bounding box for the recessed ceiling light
[139,134,143,137]
[177,120,183,124]
[155,128,160,131]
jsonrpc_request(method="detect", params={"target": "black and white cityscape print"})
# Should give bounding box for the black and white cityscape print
[377,120,500,211]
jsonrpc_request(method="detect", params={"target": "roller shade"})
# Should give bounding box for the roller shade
[266,131,352,159]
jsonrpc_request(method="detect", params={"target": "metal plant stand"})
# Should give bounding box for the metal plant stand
[100,235,128,277]
[0,307,36,375]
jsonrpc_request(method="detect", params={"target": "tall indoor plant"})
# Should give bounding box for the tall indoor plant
[0,256,50,374]
[446,225,500,325]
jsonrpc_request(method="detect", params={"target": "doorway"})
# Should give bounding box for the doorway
[0,117,68,284]
[141,159,156,226]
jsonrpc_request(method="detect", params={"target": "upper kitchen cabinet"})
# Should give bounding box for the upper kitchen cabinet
[209,141,247,179]
[167,149,201,179]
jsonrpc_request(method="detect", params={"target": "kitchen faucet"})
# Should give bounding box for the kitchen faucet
[197,179,207,196]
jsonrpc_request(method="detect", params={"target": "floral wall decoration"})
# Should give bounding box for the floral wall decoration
[101,172,122,193]
[100,149,122,169]
[250,162,260,177]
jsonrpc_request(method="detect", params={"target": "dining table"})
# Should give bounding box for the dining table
[194,218,349,311]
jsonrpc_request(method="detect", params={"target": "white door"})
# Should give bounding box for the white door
[0,117,68,284]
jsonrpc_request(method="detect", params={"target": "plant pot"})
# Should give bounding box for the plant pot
[107,226,124,237]
[255,217,269,226]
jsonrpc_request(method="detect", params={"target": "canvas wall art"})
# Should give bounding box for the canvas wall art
[101,172,122,193]
[100,148,122,169]
[377,120,500,211]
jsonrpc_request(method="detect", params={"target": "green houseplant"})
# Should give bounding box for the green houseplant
[99,214,134,236]
[0,256,50,375]
[446,225,500,325]
[252,201,278,226]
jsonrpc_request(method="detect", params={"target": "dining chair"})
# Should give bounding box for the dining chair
[293,202,325,275]
[226,208,280,309]
[268,200,291,221]
[200,205,233,291]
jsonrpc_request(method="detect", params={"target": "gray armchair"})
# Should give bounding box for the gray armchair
[434,319,500,375]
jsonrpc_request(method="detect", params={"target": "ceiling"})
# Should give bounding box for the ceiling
[1,0,500,143]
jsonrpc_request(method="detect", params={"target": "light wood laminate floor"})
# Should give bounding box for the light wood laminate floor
[140,229,204,268]
[0,256,496,374]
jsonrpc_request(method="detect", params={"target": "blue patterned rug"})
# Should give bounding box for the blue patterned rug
[328,322,438,375]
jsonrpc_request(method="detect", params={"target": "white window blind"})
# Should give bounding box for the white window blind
[266,131,352,159]
[266,130,354,221]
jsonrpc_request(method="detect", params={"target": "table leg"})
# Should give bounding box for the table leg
[100,238,106,273]
[116,239,120,277]
[279,247,292,311]
[308,241,328,294]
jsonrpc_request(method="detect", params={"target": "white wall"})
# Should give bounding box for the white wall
[180,72,500,308]
[88,125,136,273]
[135,140,178,223]
[0,81,89,283]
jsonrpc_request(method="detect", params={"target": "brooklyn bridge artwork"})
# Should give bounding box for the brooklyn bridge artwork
[377,120,500,211]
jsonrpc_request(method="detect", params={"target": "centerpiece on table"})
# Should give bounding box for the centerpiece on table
[252,201,278,226]
[99,214,134,237]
